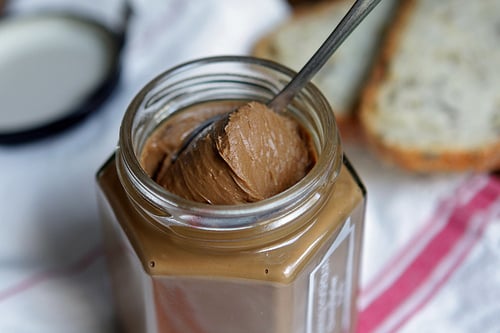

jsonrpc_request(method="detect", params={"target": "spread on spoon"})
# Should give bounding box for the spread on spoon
[141,101,317,204]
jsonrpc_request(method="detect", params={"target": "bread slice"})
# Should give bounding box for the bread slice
[360,0,500,172]
[253,0,397,138]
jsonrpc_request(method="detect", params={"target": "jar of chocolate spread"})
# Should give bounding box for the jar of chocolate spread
[97,56,366,333]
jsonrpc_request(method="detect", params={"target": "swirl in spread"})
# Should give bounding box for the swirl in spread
[141,101,316,205]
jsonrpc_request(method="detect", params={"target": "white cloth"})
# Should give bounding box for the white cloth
[1,1,499,332]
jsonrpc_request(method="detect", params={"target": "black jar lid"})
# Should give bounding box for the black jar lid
[0,13,123,144]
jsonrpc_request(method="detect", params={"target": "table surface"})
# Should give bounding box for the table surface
[1,1,499,332]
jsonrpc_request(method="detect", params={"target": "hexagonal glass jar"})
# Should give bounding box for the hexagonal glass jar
[96,56,366,333]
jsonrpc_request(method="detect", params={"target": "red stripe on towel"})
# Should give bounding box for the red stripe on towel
[358,175,500,332]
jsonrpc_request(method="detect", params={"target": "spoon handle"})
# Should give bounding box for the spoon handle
[268,0,382,112]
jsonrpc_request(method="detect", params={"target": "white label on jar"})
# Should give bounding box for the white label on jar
[307,218,355,333]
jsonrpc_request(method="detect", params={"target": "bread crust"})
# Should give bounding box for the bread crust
[362,127,500,172]
[359,0,500,172]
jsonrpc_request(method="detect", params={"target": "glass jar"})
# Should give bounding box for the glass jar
[96,56,366,333]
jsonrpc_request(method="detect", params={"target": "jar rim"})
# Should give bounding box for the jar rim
[118,55,342,230]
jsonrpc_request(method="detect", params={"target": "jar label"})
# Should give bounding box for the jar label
[307,218,355,333]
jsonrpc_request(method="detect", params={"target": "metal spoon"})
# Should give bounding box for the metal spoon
[172,0,382,162]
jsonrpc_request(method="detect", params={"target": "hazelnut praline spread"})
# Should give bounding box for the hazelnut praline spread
[141,101,317,205]
[98,57,367,333]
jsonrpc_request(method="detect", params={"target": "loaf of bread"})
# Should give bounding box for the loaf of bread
[253,0,397,136]
[360,0,500,172]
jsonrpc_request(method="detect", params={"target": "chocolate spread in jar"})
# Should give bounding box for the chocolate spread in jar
[98,57,367,333]
[141,101,316,204]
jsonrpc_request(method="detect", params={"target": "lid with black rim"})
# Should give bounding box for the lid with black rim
[0,13,123,144]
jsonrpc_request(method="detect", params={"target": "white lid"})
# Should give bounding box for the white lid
[0,14,120,142]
